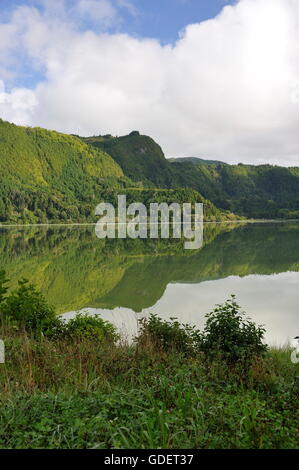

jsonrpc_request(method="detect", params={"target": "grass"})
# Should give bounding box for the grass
[0,324,298,449]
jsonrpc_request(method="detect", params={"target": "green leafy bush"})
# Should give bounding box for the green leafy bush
[1,279,57,335]
[0,272,118,342]
[63,313,119,343]
[201,296,268,363]
[137,314,201,355]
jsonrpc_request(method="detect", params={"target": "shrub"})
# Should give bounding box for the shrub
[200,296,268,363]
[62,313,119,343]
[137,314,201,355]
[1,279,57,336]
[42,316,67,340]
[0,273,118,343]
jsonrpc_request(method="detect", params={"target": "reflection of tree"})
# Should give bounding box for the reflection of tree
[1,223,299,313]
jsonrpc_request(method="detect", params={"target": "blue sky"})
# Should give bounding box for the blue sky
[111,0,236,43]
[1,0,235,43]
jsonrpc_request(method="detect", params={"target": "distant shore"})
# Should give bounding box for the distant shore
[1,218,299,228]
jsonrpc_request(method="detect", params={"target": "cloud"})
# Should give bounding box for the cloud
[1,0,299,165]
[75,0,118,27]
[0,80,37,124]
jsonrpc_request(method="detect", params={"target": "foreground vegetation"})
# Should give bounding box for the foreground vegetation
[0,273,298,449]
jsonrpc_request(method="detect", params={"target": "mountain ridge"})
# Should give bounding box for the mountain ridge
[0,120,232,223]
[2,119,299,222]
[84,131,299,219]
[168,157,228,166]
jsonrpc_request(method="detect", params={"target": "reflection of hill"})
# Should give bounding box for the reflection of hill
[100,223,299,311]
[0,224,232,312]
[1,222,299,313]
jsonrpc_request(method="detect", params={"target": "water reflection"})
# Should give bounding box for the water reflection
[62,272,299,345]
[1,222,299,345]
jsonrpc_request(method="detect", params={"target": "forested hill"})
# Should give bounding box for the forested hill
[2,119,298,223]
[0,121,231,224]
[0,119,127,223]
[81,131,171,187]
[84,131,299,219]
[169,161,299,219]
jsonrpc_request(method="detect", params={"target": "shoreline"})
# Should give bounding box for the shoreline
[1,218,299,228]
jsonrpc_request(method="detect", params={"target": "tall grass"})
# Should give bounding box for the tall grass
[0,283,298,449]
[0,322,298,449]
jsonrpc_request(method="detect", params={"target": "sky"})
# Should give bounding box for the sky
[1,0,299,166]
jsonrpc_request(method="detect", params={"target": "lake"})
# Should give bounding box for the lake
[1,221,298,345]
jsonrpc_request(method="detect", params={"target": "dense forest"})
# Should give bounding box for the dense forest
[1,119,299,223]
[0,119,126,224]
[84,131,299,219]
[0,120,232,224]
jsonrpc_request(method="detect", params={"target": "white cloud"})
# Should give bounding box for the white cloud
[0,80,37,124]
[1,0,299,165]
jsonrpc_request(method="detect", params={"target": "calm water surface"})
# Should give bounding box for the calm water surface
[1,222,298,345]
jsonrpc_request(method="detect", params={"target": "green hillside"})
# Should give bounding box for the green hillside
[82,131,171,187]
[0,121,232,223]
[85,131,299,219]
[0,119,127,224]
[4,118,297,222]
[170,161,299,219]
